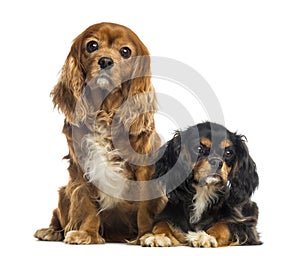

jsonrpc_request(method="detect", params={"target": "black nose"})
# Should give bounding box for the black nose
[208,158,223,170]
[98,57,114,69]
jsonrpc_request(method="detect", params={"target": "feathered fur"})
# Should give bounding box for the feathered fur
[140,122,262,247]
[34,22,161,244]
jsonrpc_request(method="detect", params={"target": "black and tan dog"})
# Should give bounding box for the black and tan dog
[140,122,262,247]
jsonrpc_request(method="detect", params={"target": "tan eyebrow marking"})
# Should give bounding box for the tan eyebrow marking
[220,139,232,148]
[200,137,212,148]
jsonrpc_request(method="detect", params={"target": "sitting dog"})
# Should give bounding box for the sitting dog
[140,122,262,247]
[34,22,160,244]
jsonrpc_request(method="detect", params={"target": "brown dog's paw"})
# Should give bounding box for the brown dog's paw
[140,233,175,247]
[64,230,105,244]
[34,228,63,241]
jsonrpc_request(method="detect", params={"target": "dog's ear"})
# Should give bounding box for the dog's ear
[51,36,85,124]
[153,131,195,202]
[154,131,182,176]
[124,43,158,137]
[228,135,259,205]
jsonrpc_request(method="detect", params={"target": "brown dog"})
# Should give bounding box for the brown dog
[34,22,160,244]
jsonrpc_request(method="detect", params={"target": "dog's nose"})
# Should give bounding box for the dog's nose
[98,57,114,69]
[208,158,223,170]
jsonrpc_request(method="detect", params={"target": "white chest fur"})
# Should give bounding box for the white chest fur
[81,126,127,212]
[190,186,219,224]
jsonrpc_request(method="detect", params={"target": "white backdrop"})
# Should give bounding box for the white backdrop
[1,0,299,255]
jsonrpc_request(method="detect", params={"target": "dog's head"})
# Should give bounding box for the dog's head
[189,122,258,203]
[51,22,152,124]
[162,122,259,204]
[191,122,238,187]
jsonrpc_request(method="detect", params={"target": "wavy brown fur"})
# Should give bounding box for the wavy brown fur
[34,22,161,244]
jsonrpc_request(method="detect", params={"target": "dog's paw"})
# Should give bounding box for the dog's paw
[34,228,63,241]
[186,231,218,248]
[140,233,173,247]
[64,230,105,244]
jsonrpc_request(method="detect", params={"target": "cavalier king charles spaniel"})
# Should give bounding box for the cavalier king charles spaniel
[140,122,262,247]
[34,22,160,244]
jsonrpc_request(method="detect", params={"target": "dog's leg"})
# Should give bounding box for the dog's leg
[35,177,104,244]
[206,222,232,246]
[34,208,64,241]
[206,202,261,246]
[133,196,167,244]
[139,221,185,247]
[34,184,104,244]
[34,187,68,241]
[206,201,261,246]
[132,162,167,244]
[131,131,162,240]
[64,212,104,245]
[188,221,254,248]
[63,183,104,244]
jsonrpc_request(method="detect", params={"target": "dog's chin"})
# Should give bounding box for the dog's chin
[90,71,120,92]
[196,175,224,187]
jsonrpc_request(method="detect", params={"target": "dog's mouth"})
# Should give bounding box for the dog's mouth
[97,71,114,83]
[89,71,121,93]
[196,174,224,187]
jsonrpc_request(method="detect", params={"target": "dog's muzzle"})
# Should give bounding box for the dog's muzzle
[196,157,225,187]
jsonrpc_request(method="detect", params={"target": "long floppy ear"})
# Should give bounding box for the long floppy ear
[50,37,85,124]
[228,135,259,205]
[154,130,196,202]
[125,43,158,137]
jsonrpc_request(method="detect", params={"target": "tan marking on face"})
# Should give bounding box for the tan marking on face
[200,138,212,148]
[219,164,232,182]
[193,160,210,182]
[219,139,232,149]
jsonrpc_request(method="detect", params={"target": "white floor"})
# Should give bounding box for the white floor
[2,235,286,256]
[20,240,265,256]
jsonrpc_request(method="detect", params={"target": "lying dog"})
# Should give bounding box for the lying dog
[140,122,262,247]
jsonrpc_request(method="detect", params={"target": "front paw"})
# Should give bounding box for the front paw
[64,230,105,244]
[186,231,218,248]
[140,233,173,247]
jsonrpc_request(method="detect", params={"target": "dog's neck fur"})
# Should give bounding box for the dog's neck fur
[189,185,219,224]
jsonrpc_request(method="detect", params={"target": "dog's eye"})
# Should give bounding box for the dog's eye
[198,145,207,154]
[225,149,233,157]
[86,41,99,53]
[198,145,204,154]
[197,144,210,156]
[119,47,131,59]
